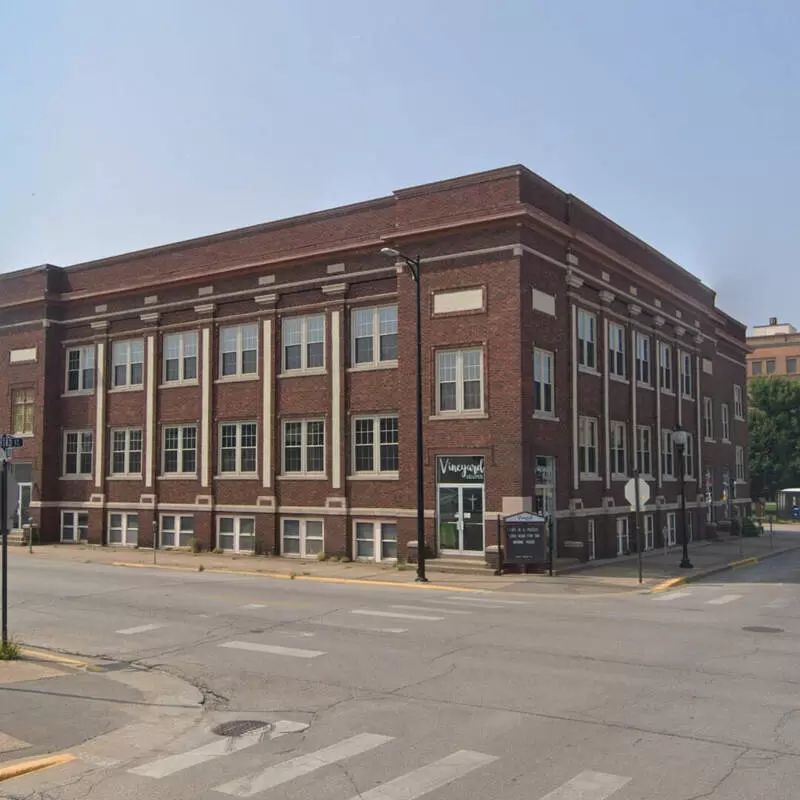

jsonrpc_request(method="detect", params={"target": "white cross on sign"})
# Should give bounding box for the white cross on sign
[624,477,651,508]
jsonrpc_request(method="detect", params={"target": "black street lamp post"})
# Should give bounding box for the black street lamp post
[381,247,428,582]
[673,426,693,569]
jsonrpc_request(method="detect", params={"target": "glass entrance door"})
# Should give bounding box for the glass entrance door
[437,485,485,554]
[13,483,32,530]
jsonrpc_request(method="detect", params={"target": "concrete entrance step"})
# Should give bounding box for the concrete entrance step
[5,532,26,547]
[427,556,491,575]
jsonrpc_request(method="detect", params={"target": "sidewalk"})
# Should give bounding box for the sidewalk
[11,529,800,594]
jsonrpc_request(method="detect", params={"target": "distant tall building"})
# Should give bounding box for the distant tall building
[747,318,800,379]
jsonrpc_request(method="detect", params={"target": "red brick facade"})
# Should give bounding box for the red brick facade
[0,166,750,563]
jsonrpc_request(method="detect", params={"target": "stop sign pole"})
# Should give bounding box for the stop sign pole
[625,473,651,585]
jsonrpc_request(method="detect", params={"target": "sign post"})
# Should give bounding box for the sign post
[624,475,651,585]
[1,435,24,649]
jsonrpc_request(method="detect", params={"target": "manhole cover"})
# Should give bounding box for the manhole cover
[213,720,271,738]
[742,626,784,634]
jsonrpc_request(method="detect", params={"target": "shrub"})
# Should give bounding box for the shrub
[0,639,20,661]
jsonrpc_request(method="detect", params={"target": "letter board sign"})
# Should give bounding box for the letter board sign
[503,512,547,563]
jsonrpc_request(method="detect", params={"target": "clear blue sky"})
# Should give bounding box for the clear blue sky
[2,0,797,330]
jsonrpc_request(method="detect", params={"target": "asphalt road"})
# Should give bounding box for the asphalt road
[4,552,800,800]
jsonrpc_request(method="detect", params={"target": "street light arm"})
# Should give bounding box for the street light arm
[380,247,420,281]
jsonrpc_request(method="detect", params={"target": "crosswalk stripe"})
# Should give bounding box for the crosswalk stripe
[445,595,527,605]
[308,621,408,634]
[539,770,631,800]
[763,598,790,609]
[219,641,325,658]
[129,720,308,779]
[116,623,166,635]
[391,605,471,615]
[214,732,393,797]
[240,604,267,610]
[344,749,498,800]
[428,598,526,609]
[351,610,444,621]
[707,594,743,605]
[654,591,692,602]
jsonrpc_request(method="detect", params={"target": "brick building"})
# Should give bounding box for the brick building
[0,165,750,564]
[747,317,800,379]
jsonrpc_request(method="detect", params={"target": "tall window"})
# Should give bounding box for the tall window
[577,310,596,369]
[163,332,198,383]
[353,416,398,474]
[659,343,672,391]
[217,517,255,553]
[535,455,556,518]
[608,323,626,378]
[644,514,654,551]
[735,446,745,481]
[64,431,93,477]
[578,416,598,476]
[684,433,695,479]
[282,519,324,558]
[666,512,677,546]
[283,315,325,372]
[681,352,694,397]
[160,515,195,548]
[11,389,34,435]
[437,349,483,413]
[112,339,144,387]
[534,348,554,415]
[610,421,627,476]
[766,359,776,375]
[283,420,325,474]
[788,358,798,374]
[703,397,714,440]
[637,426,652,476]
[66,346,95,392]
[219,422,257,474]
[220,324,258,377]
[110,428,142,475]
[751,361,762,377]
[635,333,651,384]
[162,426,197,474]
[352,306,398,366]
[661,429,674,477]
[733,385,744,420]
[108,513,138,546]
[720,403,730,441]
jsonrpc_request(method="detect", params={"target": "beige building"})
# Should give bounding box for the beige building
[747,318,800,379]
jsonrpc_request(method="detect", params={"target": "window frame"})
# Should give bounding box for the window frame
[684,433,695,479]
[60,510,89,543]
[216,515,255,553]
[351,305,398,368]
[111,339,145,389]
[578,416,599,477]
[110,427,143,477]
[787,357,798,375]
[644,514,654,551]
[720,403,730,442]
[666,512,677,547]
[608,322,626,379]
[635,332,651,385]
[659,342,673,392]
[282,314,326,373]
[751,360,762,377]
[681,352,694,398]
[735,446,745,482]
[661,429,674,478]
[577,309,597,370]
[609,420,627,477]
[159,514,195,548]
[218,421,258,476]
[108,512,139,546]
[766,359,776,375]
[161,425,198,475]
[11,388,34,436]
[281,518,325,559]
[436,348,484,414]
[163,331,199,384]
[533,348,555,416]
[353,519,398,562]
[65,345,96,393]
[636,425,652,477]
[733,385,744,420]
[219,323,259,379]
[282,419,326,475]
[351,415,399,476]
[703,397,714,441]
[63,430,94,478]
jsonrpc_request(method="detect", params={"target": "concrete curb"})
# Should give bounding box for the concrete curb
[0,753,76,783]
[649,544,800,593]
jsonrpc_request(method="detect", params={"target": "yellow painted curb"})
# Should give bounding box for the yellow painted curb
[19,648,92,669]
[0,753,76,782]
[730,556,759,568]
[110,562,485,593]
[650,576,687,593]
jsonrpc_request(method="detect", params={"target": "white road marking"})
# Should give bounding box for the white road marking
[428,598,526,609]
[116,623,166,635]
[351,609,444,621]
[654,591,693,602]
[308,621,408,634]
[391,604,471,615]
[539,769,632,800]
[277,631,315,638]
[219,641,325,659]
[344,749,498,800]
[214,732,393,797]
[129,720,308,779]
[763,598,791,609]
[707,594,743,605]
[0,732,30,755]
[240,604,267,610]
[445,595,527,605]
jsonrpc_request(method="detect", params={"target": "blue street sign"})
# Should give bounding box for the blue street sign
[0,435,23,450]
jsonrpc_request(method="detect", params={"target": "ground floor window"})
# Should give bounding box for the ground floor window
[282,519,324,558]
[109,513,138,546]
[354,520,397,561]
[666,512,677,546]
[218,516,255,553]
[616,517,629,555]
[644,514,654,551]
[161,515,195,548]
[61,510,88,543]
[587,519,596,561]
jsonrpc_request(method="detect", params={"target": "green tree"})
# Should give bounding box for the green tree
[749,377,800,499]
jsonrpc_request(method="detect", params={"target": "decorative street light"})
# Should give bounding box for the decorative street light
[673,425,693,569]
[380,247,428,582]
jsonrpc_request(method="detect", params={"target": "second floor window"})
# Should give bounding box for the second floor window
[704,397,714,440]
[684,433,695,478]
[608,323,626,378]
[721,403,730,441]
[283,420,325,474]
[578,416,598,476]
[352,306,398,366]
[534,348,554,415]
[64,430,93,476]
[636,333,651,385]
[610,421,627,476]
[659,343,672,391]
[163,426,197,474]
[661,429,674,477]
[12,389,34,435]
[112,339,144,387]
[111,428,143,475]
[637,425,652,476]
[437,349,483,413]
[283,315,325,372]
[219,422,257,474]
[353,416,399,473]
[164,332,198,383]
[577,310,596,369]
[220,324,258,377]
[734,385,744,420]
[751,360,762,376]
[66,346,95,392]
[681,352,693,397]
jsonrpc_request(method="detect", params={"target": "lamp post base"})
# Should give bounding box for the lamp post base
[679,558,694,569]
